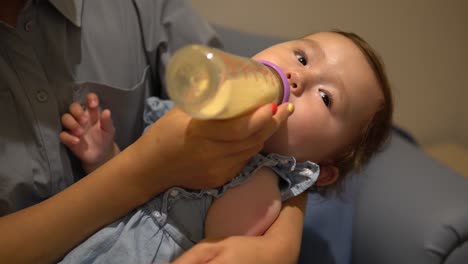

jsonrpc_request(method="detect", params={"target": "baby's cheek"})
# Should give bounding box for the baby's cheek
[286,118,323,160]
[287,127,311,151]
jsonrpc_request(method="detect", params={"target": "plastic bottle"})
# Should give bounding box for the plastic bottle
[165,44,290,119]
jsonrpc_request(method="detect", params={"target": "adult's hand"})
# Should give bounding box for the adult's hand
[133,103,292,193]
[171,236,271,264]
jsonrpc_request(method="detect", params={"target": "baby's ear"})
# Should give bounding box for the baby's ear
[315,163,339,187]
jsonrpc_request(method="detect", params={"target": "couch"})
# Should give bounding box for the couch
[213,25,468,264]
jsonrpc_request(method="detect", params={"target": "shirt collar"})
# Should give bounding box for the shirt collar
[49,0,83,27]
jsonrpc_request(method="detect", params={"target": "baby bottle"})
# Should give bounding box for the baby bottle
[165,44,290,119]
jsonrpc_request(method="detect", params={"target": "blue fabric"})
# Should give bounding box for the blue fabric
[142,97,174,133]
[299,174,361,264]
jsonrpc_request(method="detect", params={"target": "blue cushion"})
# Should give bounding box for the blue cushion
[299,175,361,264]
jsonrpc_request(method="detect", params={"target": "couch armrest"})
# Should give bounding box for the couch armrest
[353,134,468,263]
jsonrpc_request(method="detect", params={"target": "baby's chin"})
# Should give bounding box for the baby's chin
[262,135,317,163]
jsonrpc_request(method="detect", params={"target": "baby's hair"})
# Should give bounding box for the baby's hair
[317,30,394,194]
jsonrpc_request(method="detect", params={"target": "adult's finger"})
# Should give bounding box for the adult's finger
[171,242,219,264]
[226,103,292,151]
[250,103,293,143]
[188,103,284,141]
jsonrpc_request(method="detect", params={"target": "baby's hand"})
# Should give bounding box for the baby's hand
[60,93,119,173]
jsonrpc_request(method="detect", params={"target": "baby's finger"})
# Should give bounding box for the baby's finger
[100,109,115,134]
[87,93,100,125]
[61,113,84,136]
[69,103,87,125]
[59,131,80,147]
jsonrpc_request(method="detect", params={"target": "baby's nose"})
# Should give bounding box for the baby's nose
[286,71,303,96]
[287,73,298,88]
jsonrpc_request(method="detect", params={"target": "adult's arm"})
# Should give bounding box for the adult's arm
[173,192,307,264]
[0,105,291,263]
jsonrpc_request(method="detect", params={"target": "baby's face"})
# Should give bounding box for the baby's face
[253,32,383,163]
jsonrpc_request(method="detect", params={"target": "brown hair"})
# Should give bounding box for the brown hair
[318,30,394,194]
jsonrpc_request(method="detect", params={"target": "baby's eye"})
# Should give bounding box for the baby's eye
[295,53,307,66]
[319,90,332,108]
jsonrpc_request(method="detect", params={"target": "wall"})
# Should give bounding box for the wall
[191,0,468,147]
[455,1,468,147]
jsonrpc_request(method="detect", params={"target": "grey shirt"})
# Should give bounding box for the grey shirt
[0,0,220,214]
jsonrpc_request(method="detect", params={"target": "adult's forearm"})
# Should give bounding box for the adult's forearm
[0,143,168,263]
[263,192,308,264]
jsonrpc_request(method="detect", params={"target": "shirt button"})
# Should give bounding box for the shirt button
[36,90,48,102]
[170,190,179,197]
[24,20,33,32]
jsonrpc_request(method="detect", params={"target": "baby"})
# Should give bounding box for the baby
[59,30,393,263]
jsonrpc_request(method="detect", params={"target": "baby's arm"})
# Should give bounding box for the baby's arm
[204,166,282,237]
[60,93,120,173]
